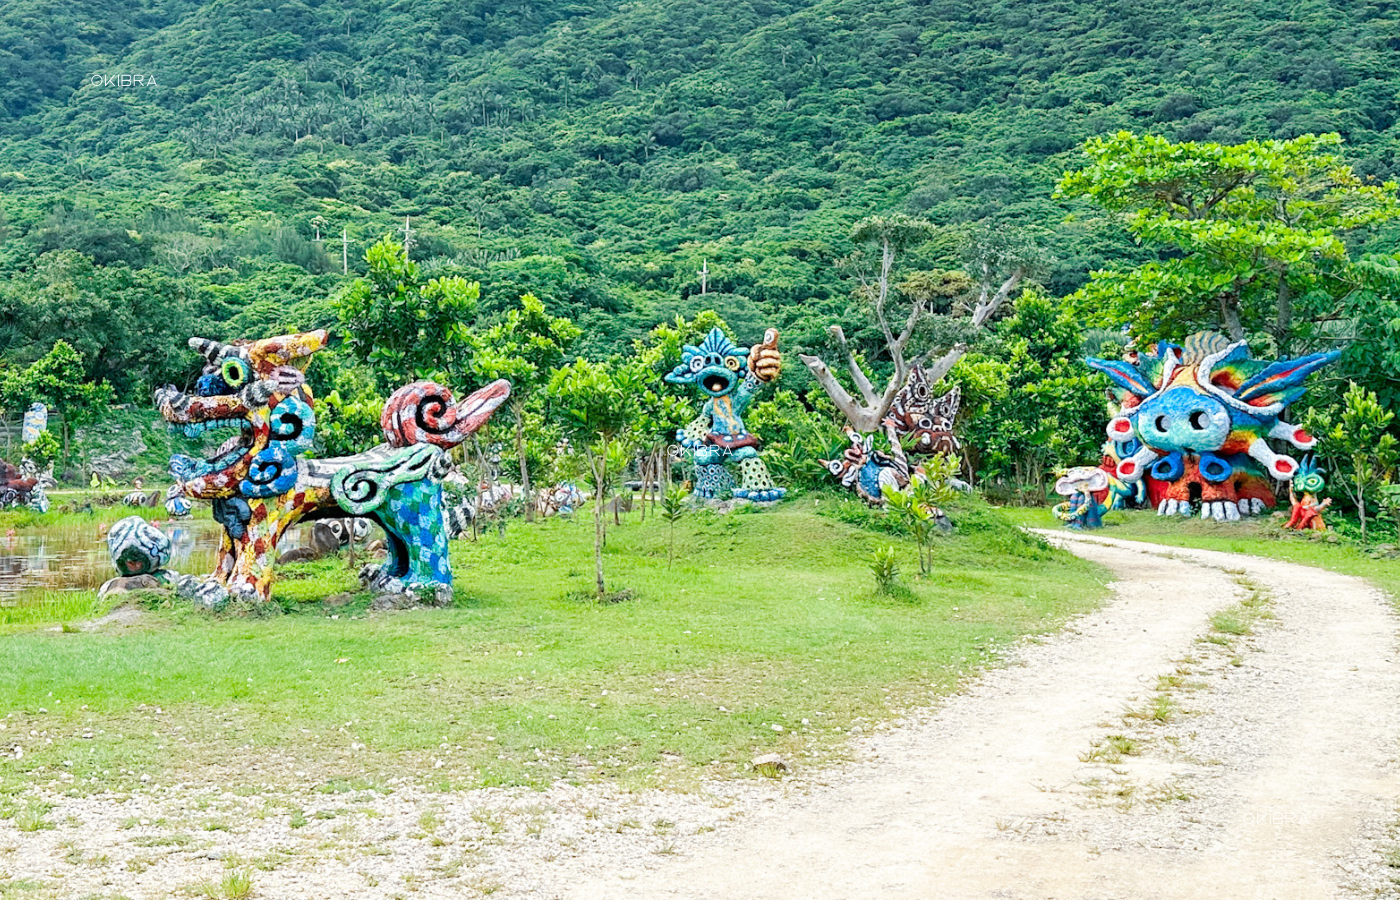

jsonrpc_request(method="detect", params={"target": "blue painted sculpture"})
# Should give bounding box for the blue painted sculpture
[1086,332,1339,521]
[665,328,785,503]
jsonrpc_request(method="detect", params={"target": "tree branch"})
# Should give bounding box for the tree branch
[829,325,879,407]
[921,343,970,384]
[799,353,881,432]
[972,271,1022,328]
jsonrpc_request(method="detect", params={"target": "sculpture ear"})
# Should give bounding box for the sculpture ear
[1084,358,1154,398]
[1235,350,1341,408]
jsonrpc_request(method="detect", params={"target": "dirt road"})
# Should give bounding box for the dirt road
[564,532,1400,900]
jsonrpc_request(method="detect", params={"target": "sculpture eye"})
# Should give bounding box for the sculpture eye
[221,358,250,387]
[689,356,704,372]
[724,356,741,371]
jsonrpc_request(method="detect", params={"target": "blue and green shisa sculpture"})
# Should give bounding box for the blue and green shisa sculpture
[157,330,510,606]
[666,327,785,503]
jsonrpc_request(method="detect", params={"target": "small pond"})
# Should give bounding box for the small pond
[0,515,227,605]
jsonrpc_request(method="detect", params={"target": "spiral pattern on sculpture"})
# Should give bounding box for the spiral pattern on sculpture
[335,467,383,512]
[381,381,465,448]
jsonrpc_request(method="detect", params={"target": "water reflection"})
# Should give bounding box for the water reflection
[0,516,225,604]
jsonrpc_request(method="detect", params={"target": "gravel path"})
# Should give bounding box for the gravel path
[563,532,1400,900]
[4,533,1400,899]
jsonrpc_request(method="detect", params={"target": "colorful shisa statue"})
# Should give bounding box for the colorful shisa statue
[1283,457,1332,532]
[822,427,913,506]
[1086,332,1338,521]
[158,330,509,606]
[666,327,785,503]
[1053,466,1109,529]
[881,366,962,457]
[822,365,970,508]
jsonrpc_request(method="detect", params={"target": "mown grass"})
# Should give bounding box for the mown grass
[1001,506,1400,601]
[0,500,166,530]
[0,498,1107,797]
[0,591,111,636]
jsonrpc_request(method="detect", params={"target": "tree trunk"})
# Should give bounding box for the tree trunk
[1274,270,1293,357]
[1357,470,1369,543]
[593,443,607,598]
[515,405,533,523]
[798,271,1019,432]
[1220,294,1245,341]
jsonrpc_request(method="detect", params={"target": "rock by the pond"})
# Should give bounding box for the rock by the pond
[97,574,167,599]
[107,516,171,577]
[81,424,148,479]
[370,592,417,610]
[277,546,318,565]
[176,575,229,610]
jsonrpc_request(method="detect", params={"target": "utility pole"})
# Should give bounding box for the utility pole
[341,227,349,276]
[699,259,709,295]
[401,216,414,257]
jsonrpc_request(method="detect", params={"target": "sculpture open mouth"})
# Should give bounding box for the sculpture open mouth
[178,417,255,468]
[156,384,260,489]
[699,368,736,396]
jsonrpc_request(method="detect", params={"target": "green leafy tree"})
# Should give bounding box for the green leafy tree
[881,455,959,578]
[956,292,1106,500]
[470,294,581,521]
[1306,383,1398,542]
[0,340,115,468]
[661,485,687,568]
[547,358,646,598]
[22,430,60,470]
[334,237,479,388]
[0,251,195,401]
[1058,132,1400,353]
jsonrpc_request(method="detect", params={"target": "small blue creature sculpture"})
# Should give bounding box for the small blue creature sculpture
[666,327,785,503]
[1053,467,1108,529]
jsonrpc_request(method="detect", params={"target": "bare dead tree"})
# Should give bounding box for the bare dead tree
[799,216,1024,432]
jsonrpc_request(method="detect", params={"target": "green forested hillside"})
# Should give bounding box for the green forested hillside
[2,0,1399,395]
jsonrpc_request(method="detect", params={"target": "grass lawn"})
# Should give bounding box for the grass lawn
[0,497,1106,801]
[1000,505,1400,600]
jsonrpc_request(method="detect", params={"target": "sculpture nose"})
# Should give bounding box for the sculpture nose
[1151,408,1212,433]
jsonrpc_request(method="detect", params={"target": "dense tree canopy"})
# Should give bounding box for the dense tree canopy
[2,0,1400,501]
[1059,132,1400,354]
